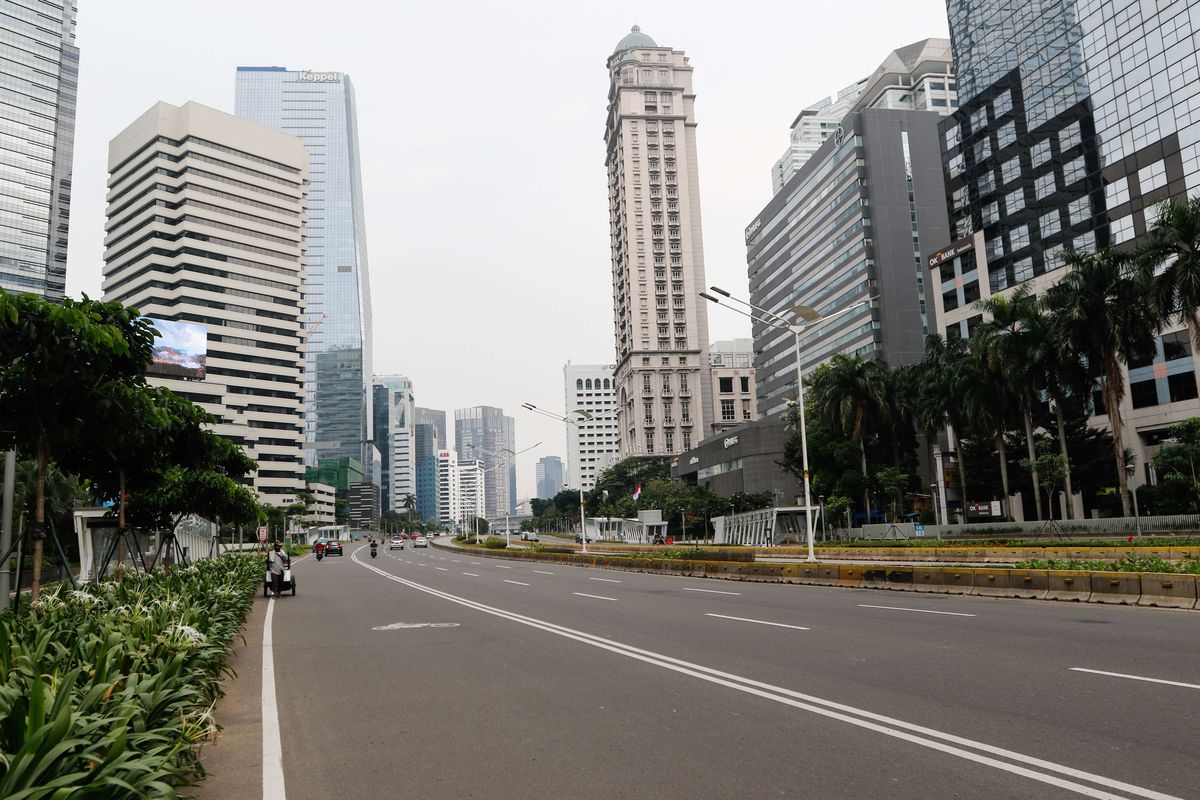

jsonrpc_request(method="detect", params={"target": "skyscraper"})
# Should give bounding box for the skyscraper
[234,67,373,470]
[771,81,866,194]
[372,375,415,514]
[414,407,445,523]
[535,456,564,499]
[454,406,515,518]
[605,26,713,457]
[434,449,460,528]
[102,101,308,505]
[0,0,77,299]
[563,363,621,490]
[458,459,485,525]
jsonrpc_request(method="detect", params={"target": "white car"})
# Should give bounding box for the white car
[388,538,404,550]
[520,532,540,542]
[413,536,429,548]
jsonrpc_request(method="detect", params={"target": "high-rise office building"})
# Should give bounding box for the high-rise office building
[458,459,485,525]
[605,26,714,457]
[535,456,564,499]
[414,407,445,522]
[434,449,460,528]
[103,101,308,505]
[771,81,866,194]
[746,40,955,417]
[931,0,1200,491]
[0,0,78,299]
[564,363,621,490]
[372,375,415,514]
[708,339,758,434]
[234,67,373,471]
[454,406,515,518]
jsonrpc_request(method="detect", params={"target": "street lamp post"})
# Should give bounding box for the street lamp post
[701,287,875,564]
[522,404,607,554]
[465,441,541,548]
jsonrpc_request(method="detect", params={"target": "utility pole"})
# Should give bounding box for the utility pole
[1,450,15,601]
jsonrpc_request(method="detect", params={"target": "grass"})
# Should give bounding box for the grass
[1013,556,1200,574]
[812,537,1197,549]
[0,554,263,798]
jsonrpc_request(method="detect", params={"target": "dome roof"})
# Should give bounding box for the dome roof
[613,25,657,54]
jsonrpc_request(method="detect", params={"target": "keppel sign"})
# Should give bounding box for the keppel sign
[298,70,340,83]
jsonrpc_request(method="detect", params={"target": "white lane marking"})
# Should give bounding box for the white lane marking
[495,565,513,569]
[462,572,480,577]
[262,599,286,800]
[705,613,810,631]
[452,560,461,563]
[470,562,482,566]
[589,577,622,583]
[573,592,618,602]
[682,587,742,596]
[1070,668,1200,691]
[532,570,555,575]
[351,549,1177,800]
[435,567,448,571]
[859,604,976,617]
[416,563,426,567]
[503,579,530,586]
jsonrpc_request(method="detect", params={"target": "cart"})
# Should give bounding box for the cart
[264,568,296,597]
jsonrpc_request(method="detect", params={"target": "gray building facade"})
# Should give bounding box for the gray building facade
[0,0,78,299]
[535,455,564,499]
[671,418,802,504]
[372,375,415,514]
[414,407,446,523]
[454,406,516,518]
[746,107,952,417]
[234,67,374,470]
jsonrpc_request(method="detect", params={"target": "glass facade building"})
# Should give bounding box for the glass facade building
[235,67,373,468]
[414,407,446,522]
[372,375,415,514]
[454,406,516,518]
[0,0,78,299]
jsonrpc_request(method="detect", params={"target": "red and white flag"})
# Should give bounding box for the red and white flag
[632,483,642,501]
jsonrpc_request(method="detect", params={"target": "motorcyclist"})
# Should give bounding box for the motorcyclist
[315,540,325,561]
[370,537,378,558]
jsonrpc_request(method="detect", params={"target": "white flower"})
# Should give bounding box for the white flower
[68,590,102,606]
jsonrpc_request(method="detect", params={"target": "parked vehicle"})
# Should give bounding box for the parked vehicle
[574,534,593,544]
[520,532,540,542]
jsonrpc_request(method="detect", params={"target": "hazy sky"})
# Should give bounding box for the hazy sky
[66,0,950,500]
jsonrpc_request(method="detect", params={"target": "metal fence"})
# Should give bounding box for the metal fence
[858,514,1200,541]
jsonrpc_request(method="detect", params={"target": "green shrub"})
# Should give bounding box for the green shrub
[0,554,263,796]
[1014,556,1200,574]
[483,536,508,549]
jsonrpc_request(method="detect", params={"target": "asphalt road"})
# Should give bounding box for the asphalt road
[255,539,1198,800]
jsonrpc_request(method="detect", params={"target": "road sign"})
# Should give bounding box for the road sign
[914,522,925,537]
[257,526,268,542]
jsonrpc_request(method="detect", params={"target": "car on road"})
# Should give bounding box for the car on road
[324,540,344,556]
[520,532,540,542]
[574,534,593,544]
[413,536,429,548]
[388,538,404,550]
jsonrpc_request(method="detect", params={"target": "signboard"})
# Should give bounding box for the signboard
[723,435,739,449]
[914,522,925,537]
[298,70,340,83]
[744,217,762,244]
[147,319,207,380]
[927,236,976,268]
[257,526,268,542]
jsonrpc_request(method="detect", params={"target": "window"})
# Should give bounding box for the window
[720,399,735,421]
[970,107,988,132]
[1009,224,1030,251]
[996,122,1016,149]
[1139,160,1167,193]
[740,376,750,393]
[977,170,996,195]
[1130,378,1159,409]
[1013,257,1034,283]
[645,432,655,453]
[1035,172,1056,200]
[1068,197,1092,226]
[982,201,999,226]
[1006,189,1025,215]
[986,233,1004,262]
[943,288,960,312]
[719,377,734,393]
[682,431,691,450]
[974,137,992,163]
[576,379,583,390]
[1062,157,1087,186]
[1169,371,1199,403]
[962,280,981,304]
[1031,140,1052,166]
[1106,176,1130,208]
[1162,330,1192,361]
[1041,209,1062,238]
[1058,121,1082,151]
[992,90,1013,118]
[1111,215,1135,244]
[742,400,752,420]
[1001,157,1022,185]
[948,153,964,178]
[664,430,674,451]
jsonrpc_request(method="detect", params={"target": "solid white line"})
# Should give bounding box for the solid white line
[573,592,618,602]
[471,562,482,566]
[503,579,530,586]
[859,604,976,617]
[416,563,426,567]
[495,565,513,569]
[705,613,810,631]
[1070,668,1200,691]
[261,599,286,800]
[435,567,448,571]
[452,560,461,563]
[589,577,622,583]
[682,587,742,596]
[532,570,555,575]
[462,572,479,577]
[349,549,1177,800]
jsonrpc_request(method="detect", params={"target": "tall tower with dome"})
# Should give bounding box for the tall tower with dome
[604,26,713,458]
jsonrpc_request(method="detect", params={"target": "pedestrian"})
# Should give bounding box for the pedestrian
[267,541,290,598]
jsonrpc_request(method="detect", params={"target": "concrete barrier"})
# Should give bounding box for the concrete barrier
[911,567,946,592]
[837,565,866,588]
[1045,570,1093,601]
[941,568,975,594]
[1006,569,1050,599]
[795,564,841,586]
[883,566,915,590]
[1137,573,1199,609]
[972,568,1010,598]
[1088,571,1141,604]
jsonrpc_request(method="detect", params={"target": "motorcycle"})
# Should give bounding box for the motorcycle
[370,543,378,559]
[316,550,324,561]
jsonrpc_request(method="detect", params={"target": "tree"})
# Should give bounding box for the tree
[400,493,418,521]
[962,336,1017,516]
[809,354,888,515]
[916,335,973,509]
[1150,417,1200,511]
[872,466,911,522]
[1144,196,1200,355]
[975,287,1045,519]
[0,292,157,599]
[1019,442,1067,521]
[1044,249,1158,515]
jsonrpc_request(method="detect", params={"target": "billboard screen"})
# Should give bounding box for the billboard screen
[147,318,207,380]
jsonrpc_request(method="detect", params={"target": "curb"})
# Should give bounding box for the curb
[428,539,1198,610]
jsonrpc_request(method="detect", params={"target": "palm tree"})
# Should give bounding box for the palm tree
[974,287,1044,520]
[916,335,973,514]
[1044,248,1159,516]
[961,341,1017,517]
[401,493,418,522]
[809,354,888,517]
[1144,196,1200,353]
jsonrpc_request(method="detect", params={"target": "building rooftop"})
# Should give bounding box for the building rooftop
[613,25,657,54]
